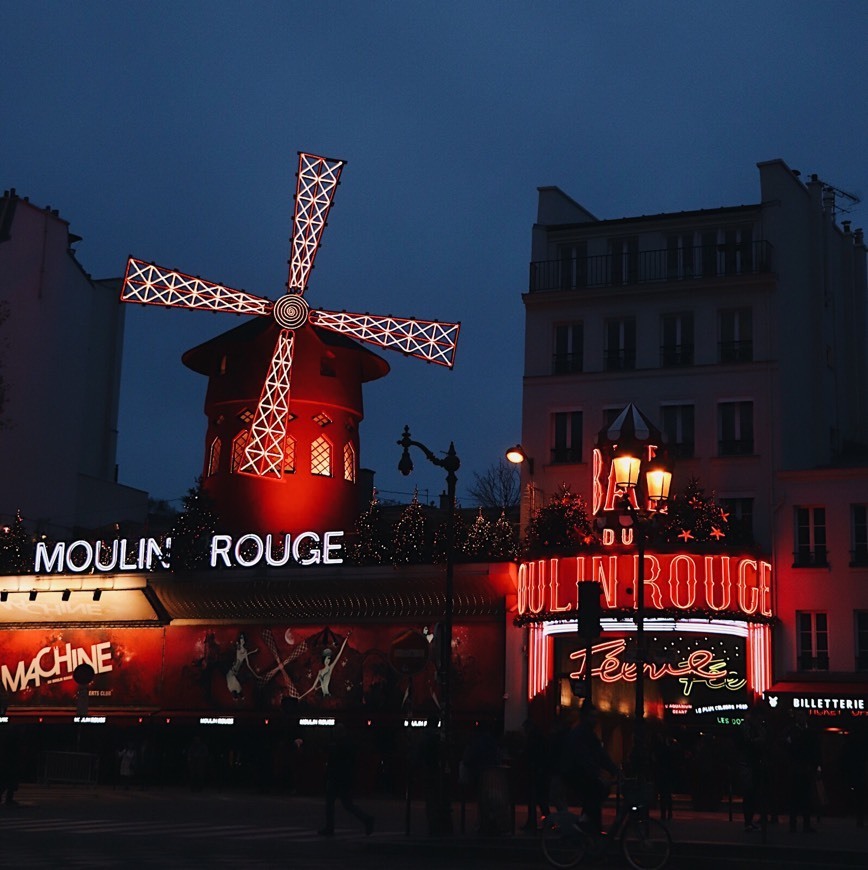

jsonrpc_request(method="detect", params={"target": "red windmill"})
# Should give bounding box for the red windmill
[121,152,460,535]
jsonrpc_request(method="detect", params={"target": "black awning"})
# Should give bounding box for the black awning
[148,563,516,622]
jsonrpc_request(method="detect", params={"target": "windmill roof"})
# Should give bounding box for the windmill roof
[182,316,390,382]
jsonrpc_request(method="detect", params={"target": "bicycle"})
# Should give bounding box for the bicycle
[541,778,672,870]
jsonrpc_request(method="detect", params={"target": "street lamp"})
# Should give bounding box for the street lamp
[505,443,537,517]
[613,445,672,756]
[397,425,459,833]
[599,404,672,761]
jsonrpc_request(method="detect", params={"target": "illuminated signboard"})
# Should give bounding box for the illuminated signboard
[764,690,868,719]
[32,531,344,574]
[518,553,772,619]
[555,632,748,716]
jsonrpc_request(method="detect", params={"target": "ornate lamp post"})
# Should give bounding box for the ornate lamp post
[598,405,673,756]
[398,425,460,832]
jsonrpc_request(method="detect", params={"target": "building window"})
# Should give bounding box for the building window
[794,506,827,567]
[237,407,255,424]
[719,307,753,363]
[856,612,868,671]
[343,442,356,482]
[660,313,694,366]
[797,612,829,671]
[718,401,753,455]
[608,236,638,285]
[283,436,296,475]
[313,412,332,427]
[311,436,332,477]
[661,404,695,459]
[553,322,583,374]
[558,242,588,289]
[207,437,222,477]
[604,317,636,371]
[718,497,754,544]
[852,505,868,566]
[666,233,696,280]
[231,430,249,473]
[552,411,582,464]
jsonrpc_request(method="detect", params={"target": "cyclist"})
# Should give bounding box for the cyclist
[558,700,618,834]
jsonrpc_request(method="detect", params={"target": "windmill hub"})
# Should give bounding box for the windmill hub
[272,293,310,330]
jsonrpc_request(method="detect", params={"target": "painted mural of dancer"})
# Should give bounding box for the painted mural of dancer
[226,633,258,698]
[300,633,350,700]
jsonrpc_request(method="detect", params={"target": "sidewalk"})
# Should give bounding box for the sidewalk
[8,783,867,863]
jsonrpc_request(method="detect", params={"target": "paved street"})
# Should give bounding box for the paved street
[1,784,866,869]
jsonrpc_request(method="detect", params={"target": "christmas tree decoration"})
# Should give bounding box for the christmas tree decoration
[657,477,734,547]
[489,511,520,562]
[393,490,427,565]
[0,510,32,575]
[170,478,221,573]
[462,509,492,560]
[522,485,597,557]
[350,493,390,565]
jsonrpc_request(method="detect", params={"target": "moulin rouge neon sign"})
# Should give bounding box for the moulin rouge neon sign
[568,638,746,696]
[32,531,345,574]
[517,552,772,618]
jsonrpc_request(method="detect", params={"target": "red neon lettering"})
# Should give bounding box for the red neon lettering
[669,554,697,609]
[634,554,664,609]
[592,449,604,515]
[704,555,731,611]
[549,558,572,612]
[528,560,546,614]
[517,563,527,615]
[737,559,760,615]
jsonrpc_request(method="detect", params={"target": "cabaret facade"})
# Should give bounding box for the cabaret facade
[514,158,868,734]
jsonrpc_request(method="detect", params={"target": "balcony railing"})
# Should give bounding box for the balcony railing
[718,439,754,457]
[552,353,583,374]
[660,345,694,367]
[797,653,829,671]
[793,548,829,568]
[719,340,753,363]
[529,240,773,292]
[851,547,868,567]
[551,447,582,464]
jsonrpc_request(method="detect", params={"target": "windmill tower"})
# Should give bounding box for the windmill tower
[121,152,459,536]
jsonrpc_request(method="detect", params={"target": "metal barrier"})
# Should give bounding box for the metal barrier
[39,751,100,786]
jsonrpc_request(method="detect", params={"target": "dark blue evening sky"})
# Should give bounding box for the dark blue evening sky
[3,1,865,507]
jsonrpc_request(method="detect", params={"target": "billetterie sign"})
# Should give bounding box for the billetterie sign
[33,531,344,574]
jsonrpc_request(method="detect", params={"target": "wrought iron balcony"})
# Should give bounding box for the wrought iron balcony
[529,240,773,293]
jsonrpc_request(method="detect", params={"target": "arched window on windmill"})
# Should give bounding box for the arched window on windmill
[283,435,296,475]
[207,436,222,477]
[311,436,332,477]
[343,442,356,483]
[231,430,249,473]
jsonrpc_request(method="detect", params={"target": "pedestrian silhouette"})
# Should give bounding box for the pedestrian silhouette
[318,724,374,836]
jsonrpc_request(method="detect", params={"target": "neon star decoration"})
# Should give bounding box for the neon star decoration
[678,529,694,542]
[710,526,726,540]
[121,152,460,479]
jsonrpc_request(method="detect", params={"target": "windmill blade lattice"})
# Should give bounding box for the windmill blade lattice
[310,309,458,367]
[120,151,460,481]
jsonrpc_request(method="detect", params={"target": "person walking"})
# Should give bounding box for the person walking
[521,718,551,831]
[558,701,618,835]
[318,724,374,837]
